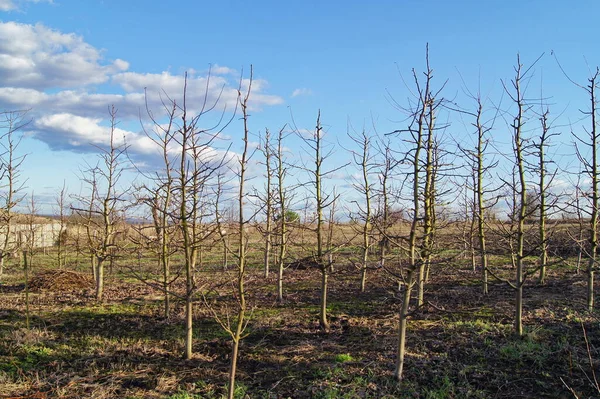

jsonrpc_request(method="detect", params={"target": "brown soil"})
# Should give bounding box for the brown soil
[1,259,599,398]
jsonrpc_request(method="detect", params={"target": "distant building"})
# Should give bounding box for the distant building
[0,217,63,250]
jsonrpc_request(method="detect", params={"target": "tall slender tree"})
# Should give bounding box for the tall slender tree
[374,139,396,270]
[347,128,376,292]
[312,112,330,330]
[176,74,236,359]
[388,46,444,380]
[226,68,253,399]
[572,68,600,311]
[72,106,128,301]
[138,90,179,318]
[457,92,499,294]
[533,106,558,284]
[0,110,28,282]
[297,111,345,330]
[257,128,275,278]
[274,125,293,302]
[54,182,69,270]
[555,55,600,311]
[138,71,238,358]
[500,54,541,335]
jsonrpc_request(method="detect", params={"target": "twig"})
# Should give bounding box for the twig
[559,377,580,399]
[581,321,600,393]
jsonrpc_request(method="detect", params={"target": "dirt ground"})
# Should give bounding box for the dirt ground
[0,257,599,398]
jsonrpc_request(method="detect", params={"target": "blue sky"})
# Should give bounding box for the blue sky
[1,0,600,214]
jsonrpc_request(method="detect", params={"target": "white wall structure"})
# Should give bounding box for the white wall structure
[0,221,63,250]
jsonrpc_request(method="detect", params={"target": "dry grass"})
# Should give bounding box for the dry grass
[0,224,598,398]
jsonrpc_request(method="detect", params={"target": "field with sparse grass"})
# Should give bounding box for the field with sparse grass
[1,223,599,398]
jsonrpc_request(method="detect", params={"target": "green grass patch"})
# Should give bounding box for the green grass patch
[334,353,355,363]
[498,336,554,369]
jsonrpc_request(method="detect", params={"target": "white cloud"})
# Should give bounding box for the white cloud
[0,21,284,173]
[0,87,48,106]
[30,112,247,178]
[549,178,571,190]
[211,64,237,75]
[111,71,283,112]
[0,0,52,10]
[33,113,143,150]
[0,0,15,11]
[292,88,312,98]
[0,22,128,90]
[0,87,145,119]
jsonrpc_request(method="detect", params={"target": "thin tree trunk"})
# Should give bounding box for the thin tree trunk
[418,86,436,307]
[395,270,414,381]
[588,74,599,312]
[185,298,193,359]
[223,234,228,270]
[277,210,287,303]
[394,48,430,381]
[162,254,170,319]
[472,98,489,295]
[228,335,241,399]
[359,131,372,292]
[378,146,391,270]
[360,246,369,292]
[577,250,582,274]
[157,195,171,319]
[91,254,97,282]
[23,250,30,330]
[314,112,329,331]
[96,257,104,301]
[513,58,527,336]
[319,269,329,330]
[264,233,271,278]
[227,68,251,399]
[537,109,552,285]
[276,127,287,303]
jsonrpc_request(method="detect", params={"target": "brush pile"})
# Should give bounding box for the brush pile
[287,256,322,270]
[29,269,94,291]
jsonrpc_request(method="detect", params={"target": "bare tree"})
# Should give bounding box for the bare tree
[347,128,376,292]
[225,68,253,399]
[373,138,397,271]
[570,174,587,274]
[499,54,542,335]
[134,90,180,319]
[72,106,129,301]
[24,193,40,266]
[274,125,293,302]
[297,111,345,331]
[54,181,69,269]
[553,54,600,311]
[472,98,494,294]
[22,192,39,330]
[533,106,559,284]
[208,69,254,399]
[0,110,28,281]
[171,73,236,360]
[457,92,499,294]
[418,106,441,306]
[509,61,528,336]
[388,46,444,380]
[313,112,331,330]
[565,66,600,311]
[257,128,275,278]
[326,187,339,273]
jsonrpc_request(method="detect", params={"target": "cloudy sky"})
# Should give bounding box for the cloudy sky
[1,0,600,213]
